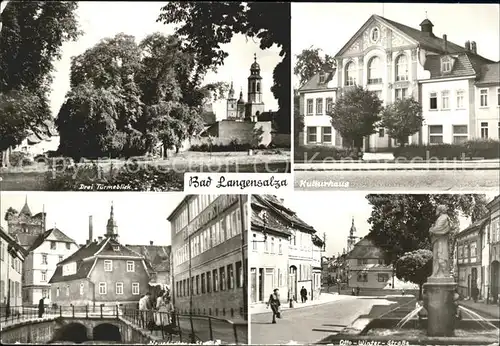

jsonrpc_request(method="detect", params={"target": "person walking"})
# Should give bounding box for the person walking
[139,292,151,328]
[300,286,307,303]
[38,296,45,318]
[356,286,360,296]
[267,288,281,324]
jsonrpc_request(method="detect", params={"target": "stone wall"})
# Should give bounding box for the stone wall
[201,120,272,147]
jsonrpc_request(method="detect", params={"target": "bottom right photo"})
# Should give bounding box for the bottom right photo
[249,193,500,345]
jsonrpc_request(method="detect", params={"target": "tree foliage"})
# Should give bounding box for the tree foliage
[328,86,383,151]
[395,249,432,299]
[293,90,303,145]
[366,194,489,264]
[0,1,80,153]
[381,97,423,147]
[293,47,335,87]
[157,1,291,133]
[4,207,18,221]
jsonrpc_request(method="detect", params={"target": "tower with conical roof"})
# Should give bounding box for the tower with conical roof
[347,217,358,253]
[6,197,46,245]
[106,202,119,240]
[237,87,246,120]
[226,81,237,119]
[245,53,265,122]
[20,195,32,216]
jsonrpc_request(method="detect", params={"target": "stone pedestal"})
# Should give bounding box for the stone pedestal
[423,277,456,337]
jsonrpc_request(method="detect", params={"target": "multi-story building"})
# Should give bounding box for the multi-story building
[480,218,491,301]
[486,195,500,304]
[168,195,248,319]
[250,195,291,304]
[49,206,152,308]
[456,218,488,298]
[0,226,27,312]
[126,242,171,292]
[23,227,79,305]
[299,14,499,150]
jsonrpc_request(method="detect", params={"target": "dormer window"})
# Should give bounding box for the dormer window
[442,57,452,73]
[319,72,326,84]
[113,246,120,252]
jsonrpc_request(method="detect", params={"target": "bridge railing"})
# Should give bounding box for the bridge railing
[121,307,248,344]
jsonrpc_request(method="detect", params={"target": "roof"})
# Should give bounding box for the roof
[256,195,316,233]
[28,228,77,252]
[167,196,192,221]
[298,69,337,92]
[423,52,494,80]
[347,237,386,259]
[458,216,490,237]
[152,259,170,272]
[0,226,28,258]
[125,245,170,265]
[15,234,40,249]
[486,195,500,210]
[476,62,500,86]
[251,203,293,237]
[20,200,32,216]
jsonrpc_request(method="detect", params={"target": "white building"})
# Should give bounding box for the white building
[23,228,79,306]
[12,120,60,157]
[299,14,499,151]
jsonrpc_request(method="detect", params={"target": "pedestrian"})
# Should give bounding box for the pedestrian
[472,286,478,303]
[356,286,360,296]
[267,288,281,324]
[139,292,152,328]
[300,286,307,303]
[351,288,356,296]
[38,296,45,318]
[156,290,165,310]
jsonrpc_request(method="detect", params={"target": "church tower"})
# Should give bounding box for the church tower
[347,217,358,254]
[237,88,245,120]
[226,81,237,120]
[245,53,265,122]
[106,202,119,240]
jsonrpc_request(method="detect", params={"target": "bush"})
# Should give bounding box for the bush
[190,140,253,152]
[393,140,500,160]
[294,145,359,162]
[9,151,33,167]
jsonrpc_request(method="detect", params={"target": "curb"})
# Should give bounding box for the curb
[250,298,341,316]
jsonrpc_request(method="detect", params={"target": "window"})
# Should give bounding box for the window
[378,274,389,282]
[227,264,234,289]
[345,62,356,86]
[315,98,323,115]
[441,90,450,109]
[481,122,489,139]
[429,125,443,144]
[104,260,113,272]
[41,254,47,264]
[452,125,468,144]
[213,269,219,292]
[371,27,380,42]
[395,88,408,100]
[41,271,47,282]
[395,55,408,81]
[132,282,140,295]
[252,234,257,251]
[236,261,243,288]
[264,237,269,252]
[379,128,385,138]
[207,271,212,293]
[456,90,465,109]
[321,127,332,143]
[98,282,107,295]
[319,72,326,84]
[56,287,60,297]
[201,273,206,294]
[196,275,200,295]
[470,243,477,258]
[480,89,488,107]
[326,97,334,113]
[126,261,135,272]
[357,259,368,265]
[429,92,437,110]
[66,243,71,250]
[80,283,84,295]
[307,127,317,144]
[50,241,56,250]
[115,282,123,295]
[442,57,451,72]
[357,273,368,282]
[278,239,282,254]
[306,99,313,115]
[367,56,382,84]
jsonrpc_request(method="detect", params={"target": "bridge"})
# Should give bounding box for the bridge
[0,305,248,344]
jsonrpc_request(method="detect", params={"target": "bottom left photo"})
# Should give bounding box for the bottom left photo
[0,192,248,345]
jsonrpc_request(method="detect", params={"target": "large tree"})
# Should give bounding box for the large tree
[381,97,423,147]
[0,1,80,165]
[366,194,489,264]
[294,47,335,87]
[293,90,303,145]
[328,86,383,155]
[157,1,291,133]
[395,249,433,299]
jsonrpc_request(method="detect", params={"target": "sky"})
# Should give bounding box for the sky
[0,192,186,246]
[278,192,497,258]
[291,3,500,88]
[49,1,280,121]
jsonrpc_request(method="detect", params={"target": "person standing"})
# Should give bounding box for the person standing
[38,296,45,318]
[356,286,360,296]
[139,293,151,328]
[267,288,281,324]
[300,286,307,303]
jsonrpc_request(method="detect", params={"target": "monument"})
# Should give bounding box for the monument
[423,205,457,336]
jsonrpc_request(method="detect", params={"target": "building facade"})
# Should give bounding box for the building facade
[299,14,499,150]
[168,195,248,318]
[6,198,46,249]
[0,226,27,312]
[49,205,152,308]
[486,196,500,304]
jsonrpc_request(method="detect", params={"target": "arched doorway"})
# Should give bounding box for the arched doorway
[289,266,297,301]
[52,323,88,343]
[491,261,500,304]
[93,323,121,342]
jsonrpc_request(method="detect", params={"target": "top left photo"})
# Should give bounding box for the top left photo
[0,1,291,191]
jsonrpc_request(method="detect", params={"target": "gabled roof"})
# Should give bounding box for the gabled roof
[20,200,32,216]
[298,69,337,92]
[15,234,40,249]
[476,62,500,86]
[346,237,385,259]
[125,245,171,265]
[0,226,28,258]
[28,228,77,252]
[250,204,293,237]
[423,52,494,80]
[152,259,170,273]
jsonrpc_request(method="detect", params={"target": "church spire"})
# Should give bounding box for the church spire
[20,195,32,216]
[228,81,235,99]
[106,202,118,239]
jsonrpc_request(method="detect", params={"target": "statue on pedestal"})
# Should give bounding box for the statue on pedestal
[429,205,452,278]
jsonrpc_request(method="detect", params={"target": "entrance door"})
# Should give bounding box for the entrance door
[264,269,274,301]
[471,267,478,297]
[467,274,471,297]
[289,266,297,301]
[258,268,264,302]
[491,261,500,303]
[250,268,257,303]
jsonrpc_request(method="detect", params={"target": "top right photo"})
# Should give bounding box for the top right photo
[293,3,499,192]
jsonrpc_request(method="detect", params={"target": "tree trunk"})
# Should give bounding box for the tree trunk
[162,142,168,159]
[418,283,423,300]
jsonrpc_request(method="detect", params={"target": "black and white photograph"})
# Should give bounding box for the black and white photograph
[0,192,248,344]
[0,1,291,192]
[249,192,499,345]
[293,3,499,191]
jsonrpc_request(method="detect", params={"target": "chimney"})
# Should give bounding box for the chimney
[150,241,153,246]
[443,34,448,53]
[465,41,471,51]
[98,236,103,242]
[419,19,434,36]
[88,216,93,245]
[471,41,477,54]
